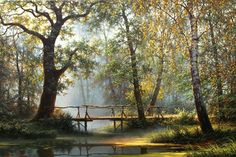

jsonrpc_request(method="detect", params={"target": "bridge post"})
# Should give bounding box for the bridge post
[76,107,81,131]
[84,105,89,132]
[121,106,124,131]
[111,108,116,131]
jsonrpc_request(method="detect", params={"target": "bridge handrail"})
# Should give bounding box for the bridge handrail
[55,105,133,109]
[55,105,165,110]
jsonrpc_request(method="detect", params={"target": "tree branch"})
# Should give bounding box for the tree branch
[0,15,46,42]
[28,1,54,26]
[56,48,79,76]
[62,0,106,23]
[157,3,190,48]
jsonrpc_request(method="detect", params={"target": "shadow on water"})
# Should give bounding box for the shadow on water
[0,142,184,157]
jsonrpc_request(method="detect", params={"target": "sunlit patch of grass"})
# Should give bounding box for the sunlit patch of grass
[190,140,236,157]
[109,152,187,157]
[150,126,202,144]
[150,125,236,144]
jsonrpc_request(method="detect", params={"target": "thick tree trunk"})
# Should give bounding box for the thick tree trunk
[33,42,60,120]
[208,18,224,119]
[188,3,213,133]
[34,72,59,119]
[122,8,145,120]
[147,56,164,115]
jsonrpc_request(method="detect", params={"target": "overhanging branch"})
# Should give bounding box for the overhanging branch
[0,15,46,42]
[62,0,106,23]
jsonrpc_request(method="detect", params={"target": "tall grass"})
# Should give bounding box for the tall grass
[174,108,197,125]
[150,126,202,143]
[190,140,236,157]
[150,125,236,144]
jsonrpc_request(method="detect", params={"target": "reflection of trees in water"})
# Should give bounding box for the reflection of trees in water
[18,150,28,157]
[2,149,28,157]
[37,148,53,157]
[54,147,73,155]
[1,145,148,157]
[140,147,147,154]
[53,145,148,157]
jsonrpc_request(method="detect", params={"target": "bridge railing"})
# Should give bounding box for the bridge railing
[55,105,164,132]
[55,105,164,119]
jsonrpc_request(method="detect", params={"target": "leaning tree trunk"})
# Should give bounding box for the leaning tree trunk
[130,48,145,120]
[188,3,213,133]
[147,55,164,115]
[122,8,145,121]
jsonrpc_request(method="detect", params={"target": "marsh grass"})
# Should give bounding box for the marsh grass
[150,125,236,144]
[190,140,236,157]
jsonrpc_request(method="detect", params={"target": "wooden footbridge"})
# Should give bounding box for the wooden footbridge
[55,105,164,132]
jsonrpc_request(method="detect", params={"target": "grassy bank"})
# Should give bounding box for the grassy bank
[150,123,236,156]
[0,120,57,139]
[150,125,236,144]
[0,113,77,139]
[191,140,236,157]
[109,152,187,157]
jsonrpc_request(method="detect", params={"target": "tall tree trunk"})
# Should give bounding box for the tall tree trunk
[122,8,145,120]
[86,78,90,103]
[13,36,24,115]
[108,77,117,103]
[33,42,60,120]
[147,55,164,115]
[188,1,213,133]
[34,71,59,119]
[16,50,24,115]
[208,17,224,119]
[230,50,236,95]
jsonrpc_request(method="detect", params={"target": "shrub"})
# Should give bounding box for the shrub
[150,126,202,143]
[209,93,236,122]
[37,113,76,133]
[0,120,57,139]
[174,108,197,125]
[127,119,156,129]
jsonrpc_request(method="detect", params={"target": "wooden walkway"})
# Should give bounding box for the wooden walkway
[72,116,161,121]
[55,105,164,132]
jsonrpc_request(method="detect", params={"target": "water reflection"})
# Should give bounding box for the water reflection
[0,141,184,157]
[2,149,30,157]
[37,148,53,157]
[1,145,151,157]
[140,147,147,154]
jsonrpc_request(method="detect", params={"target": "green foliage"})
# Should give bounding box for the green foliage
[127,119,156,129]
[174,108,197,125]
[221,94,236,121]
[0,120,57,139]
[209,93,236,122]
[191,140,236,157]
[37,113,76,134]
